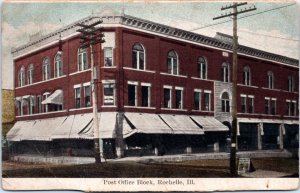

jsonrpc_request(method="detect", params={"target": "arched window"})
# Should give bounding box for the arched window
[243,66,251,86]
[132,43,145,70]
[198,57,207,79]
[43,58,51,80]
[78,48,88,71]
[18,66,25,87]
[267,71,274,89]
[288,75,294,92]
[27,64,34,84]
[221,62,229,82]
[167,50,178,75]
[221,92,230,112]
[54,53,63,77]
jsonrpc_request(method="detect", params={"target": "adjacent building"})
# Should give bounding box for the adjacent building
[7,11,299,160]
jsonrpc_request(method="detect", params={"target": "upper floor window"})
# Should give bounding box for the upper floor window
[204,91,211,111]
[248,96,254,113]
[84,84,91,107]
[75,87,81,108]
[43,58,51,80]
[265,97,270,114]
[167,50,178,75]
[141,83,151,107]
[194,90,201,110]
[132,43,145,70]
[288,75,294,92]
[29,96,35,115]
[267,71,274,89]
[78,48,88,71]
[221,92,230,112]
[175,88,183,109]
[18,66,25,87]
[103,81,116,106]
[197,57,207,79]
[128,82,137,106]
[54,53,63,77]
[221,62,229,82]
[163,87,172,108]
[104,47,113,67]
[241,95,246,113]
[243,66,251,86]
[271,98,276,115]
[27,64,34,85]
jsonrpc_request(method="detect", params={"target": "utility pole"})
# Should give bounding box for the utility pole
[213,2,256,176]
[76,20,105,163]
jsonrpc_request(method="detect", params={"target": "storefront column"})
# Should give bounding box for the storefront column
[116,112,125,158]
[279,124,284,150]
[186,135,192,154]
[257,123,262,150]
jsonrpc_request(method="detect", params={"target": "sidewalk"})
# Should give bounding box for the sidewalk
[240,170,293,178]
[10,149,294,165]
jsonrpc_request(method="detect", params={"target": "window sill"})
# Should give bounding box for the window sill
[69,107,92,111]
[15,75,67,89]
[124,106,156,109]
[16,110,67,118]
[102,66,117,69]
[123,67,155,73]
[191,77,214,82]
[160,72,188,78]
[237,84,259,88]
[191,110,213,113]
[261,87,281,91]
[102,105,117,108]
[161,108,188,111]
[69,69,91,76]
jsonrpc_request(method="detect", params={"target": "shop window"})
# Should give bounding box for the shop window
[128,84,137,106]
[164,88,172,108]
[197,57,207,79]
[78,48,88,71]
[103,82,115,106]
[267,71,274,89]
[27,64,34,84]
[248,97,254,113]
[204,92,211,111]
[288,75,294,92]
[221,92,230,112]
[141,85,150,107]
[132,43,145,70]
[54,53,63,77]
[265,98,270,114]
[75,87,81,108]
[104,47,113,67]
[175,89,183,109]
[194,91,201,110]
[243,66,251,86]
[84,85,91,107]
[167,50,178,75]
[19,66,25,87]
[43,57,51,80]
[221,62,229,82]
[271,99,276,115]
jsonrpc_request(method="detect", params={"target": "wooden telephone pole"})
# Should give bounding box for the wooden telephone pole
[213,2,256,176]
[76,20,105,163]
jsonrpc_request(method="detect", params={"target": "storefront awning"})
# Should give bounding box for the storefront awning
[41,89,63,105]
[123,113,173,138]
[159,114,204,135]
[7,121,35,141]
[52,113,93,139]
[190,116,229,132]
[99,112,117,139]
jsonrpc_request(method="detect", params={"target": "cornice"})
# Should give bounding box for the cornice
[11,13,298,67]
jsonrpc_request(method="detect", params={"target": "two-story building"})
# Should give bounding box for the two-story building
[7,10,299,160]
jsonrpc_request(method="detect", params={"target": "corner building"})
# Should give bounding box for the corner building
[8,11,299,159]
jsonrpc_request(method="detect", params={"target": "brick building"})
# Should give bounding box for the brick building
[7,11,299,159]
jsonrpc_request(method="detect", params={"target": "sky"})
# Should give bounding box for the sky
[1,1,299,89]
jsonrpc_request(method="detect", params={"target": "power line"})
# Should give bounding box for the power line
[238,29,299,42]
[190,3,296,31]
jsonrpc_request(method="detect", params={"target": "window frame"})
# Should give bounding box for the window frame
[221,92,230,112]
[167,50,179,75]
[84,84,91,107]
[265,97,270,114]
[248,96,254,114]
[175,87,183,109]
[288,75,294,92]
[19,66,25,87]
[194,90,201,110]
[128,82,138,107]
[141,83,151,107]
[198,57,207,79]
[43,57,51,80]
[27,64,34,85]
[243,66,251,86]
[54,53,63,77]
[78,48,88,71]
[104,47,114,67]
[221,62,230,82]
[267,71,274,89]
[163,87,172,108]
[75,87,81,109]
[271,98,277,115]
[132,43,145,70]
[103,81,116,106]
[203,91,211,111]
[241,95,247,113]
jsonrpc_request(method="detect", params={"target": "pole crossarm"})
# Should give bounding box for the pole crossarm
[213,7,257,20]
[221,2,247,10]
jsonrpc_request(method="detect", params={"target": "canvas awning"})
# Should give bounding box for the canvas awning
[52,113,93,139]
[159,114,204,135]
[123,113,173,138]
[99,112,117,139]
[42,89,63,105]
[7,121,35,141]
[190,116,229,132]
